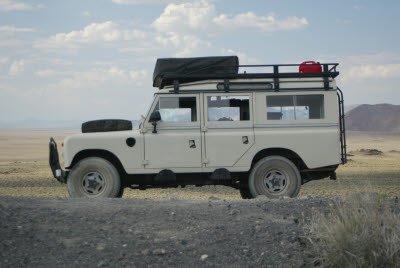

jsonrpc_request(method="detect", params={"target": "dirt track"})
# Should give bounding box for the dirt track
[0,196,332,268]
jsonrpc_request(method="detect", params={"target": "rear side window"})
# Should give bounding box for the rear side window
[207,95,250,121]
[266,95,324,120]
[154,97,197,122]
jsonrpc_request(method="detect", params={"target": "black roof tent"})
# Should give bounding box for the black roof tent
[153,56,239,89]
[152,56,339,90]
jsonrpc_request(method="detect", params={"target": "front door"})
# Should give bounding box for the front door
[144,94,201,169]
[203,93,254,167]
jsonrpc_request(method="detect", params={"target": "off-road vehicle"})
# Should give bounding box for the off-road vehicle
[49,56,347,199]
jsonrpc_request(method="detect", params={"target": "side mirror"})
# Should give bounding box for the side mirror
[149,111,161,133]
[149,111,161,123]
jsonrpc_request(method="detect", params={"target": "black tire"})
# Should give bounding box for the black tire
[239,188,253,199]
[67,157,121,198]
[116,186,124,198]
[248,156,301,199]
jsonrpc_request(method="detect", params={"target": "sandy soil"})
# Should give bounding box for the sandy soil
[0,129,399,199]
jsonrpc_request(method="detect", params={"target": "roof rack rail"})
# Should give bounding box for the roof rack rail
[164,62,339,93]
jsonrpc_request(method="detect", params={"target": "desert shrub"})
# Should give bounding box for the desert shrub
[309,193,400,268]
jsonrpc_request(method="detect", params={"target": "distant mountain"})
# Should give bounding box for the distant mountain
[0,119,141,129]
[344,104,360,113]
[345,104,400,132]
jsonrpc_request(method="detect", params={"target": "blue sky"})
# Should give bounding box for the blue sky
[0,0,399,122]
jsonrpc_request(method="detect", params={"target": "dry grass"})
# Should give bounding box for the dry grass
[309,193,400,267]
[0,129,399,199]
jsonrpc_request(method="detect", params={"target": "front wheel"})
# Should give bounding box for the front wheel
[67,157,122,198]
[248,156,301,199]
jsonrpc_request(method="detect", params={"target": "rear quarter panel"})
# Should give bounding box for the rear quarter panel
[235,90,341,169]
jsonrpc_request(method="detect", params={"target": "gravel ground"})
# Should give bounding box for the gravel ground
[0,196,333,268]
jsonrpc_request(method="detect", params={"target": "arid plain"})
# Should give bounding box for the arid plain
[0,129,399,199]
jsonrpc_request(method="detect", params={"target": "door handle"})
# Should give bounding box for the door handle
[242,136,249,144]
[189,140,196,148]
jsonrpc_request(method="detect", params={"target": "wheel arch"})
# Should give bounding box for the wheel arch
[251,148,308,171]
[68,149,127,182]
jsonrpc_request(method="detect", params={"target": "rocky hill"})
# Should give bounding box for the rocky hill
[345,103,400,132]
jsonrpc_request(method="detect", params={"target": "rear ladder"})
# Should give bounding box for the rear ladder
[337,87,347,164]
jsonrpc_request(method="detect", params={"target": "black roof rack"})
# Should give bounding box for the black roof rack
[153,57,339,92]
[170,64,339,93]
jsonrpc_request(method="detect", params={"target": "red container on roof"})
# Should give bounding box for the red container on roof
[299,61,322,73]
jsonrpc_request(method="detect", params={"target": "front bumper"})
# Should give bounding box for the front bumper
[49,137,67,183]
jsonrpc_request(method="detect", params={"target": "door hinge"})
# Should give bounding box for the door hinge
[201,126,208,132]
[142,160,149,166]
[202,158,209,164]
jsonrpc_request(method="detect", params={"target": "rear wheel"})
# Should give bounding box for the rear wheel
[248,156,301,199]
[116,186,124,198]
[67,157,121,198]
[239,188,253,199]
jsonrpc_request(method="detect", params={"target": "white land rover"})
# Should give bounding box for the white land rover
[49,56,347,199]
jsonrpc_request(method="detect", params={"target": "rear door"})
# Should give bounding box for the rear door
[203,93,254,167]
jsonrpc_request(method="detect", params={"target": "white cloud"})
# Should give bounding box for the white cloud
[35,69,57,77]
[314,52,400,105]
[8,59,25,75]
[112,0,166,4]
[118,47,159,53]
[339,52,400,81]
[52,67,126,90]
[0,0,31,11]
[174,35,211,57]
[155,32,211,57]
[46,66,149,93]
[0,57,8,72]
[346,64,400,80]
[129,69,148,80]
[0,0,44,11]
[36,21,147,49]
[222,49,260,65]
[151,0,308,57]
[152,0,216,33]
[0,38,21,47]
[0,25,35,34]
[152,1,308,33]
[0,57,8,64]
[344,52,400,65]
[213,12,308,32]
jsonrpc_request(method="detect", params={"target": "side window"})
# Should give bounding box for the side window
[266,95,324,120]
[153,97,197,122]
[207,95,250,121]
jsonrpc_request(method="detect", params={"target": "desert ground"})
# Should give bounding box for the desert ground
[1,129,399,267]
[0,129,399,199]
